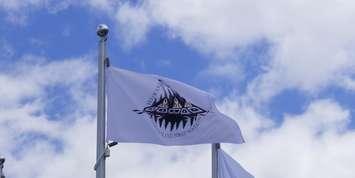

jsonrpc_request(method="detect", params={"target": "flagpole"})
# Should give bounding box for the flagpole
[96,24,109,178]
[212,143,220,178]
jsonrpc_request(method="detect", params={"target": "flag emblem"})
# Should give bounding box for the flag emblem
[134,79,208,137]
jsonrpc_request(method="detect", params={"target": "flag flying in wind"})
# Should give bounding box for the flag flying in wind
[218,149,254,178]
[106,66,245,145]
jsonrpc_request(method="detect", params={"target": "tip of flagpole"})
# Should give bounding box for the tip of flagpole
[0,157,4,165]
[97,24,109,38]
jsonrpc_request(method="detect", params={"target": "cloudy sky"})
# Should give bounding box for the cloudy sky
[1,0,355,178]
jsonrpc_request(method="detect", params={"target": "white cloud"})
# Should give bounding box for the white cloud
[339,76,355,91]
[0,0,72,25]
[220,99,355,178]
[217,98,274,140]
[0,0,118,25]
[1,55,355,178]
[2,0,355,103]
[0,0,41,11]
[203,61,244,82]
[0,55,97,178]
[86,0,119,13]
[0,55,95,108]
[114,0,355,103]
[115,3,152,48]
[64,97,355,178]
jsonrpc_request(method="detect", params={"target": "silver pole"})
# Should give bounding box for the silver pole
[212,143,220,178]
[96,24,109,178]
[0,157,5,178]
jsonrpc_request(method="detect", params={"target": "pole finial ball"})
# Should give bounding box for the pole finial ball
[97,24,109,37]
[0,157,4,164]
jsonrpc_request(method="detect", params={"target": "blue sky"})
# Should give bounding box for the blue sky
[1,1,355,178]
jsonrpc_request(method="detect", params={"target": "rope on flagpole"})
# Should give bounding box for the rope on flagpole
[94,142,117,171]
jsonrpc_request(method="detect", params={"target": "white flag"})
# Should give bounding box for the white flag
[218,149,254,178]
[106,66,245,145]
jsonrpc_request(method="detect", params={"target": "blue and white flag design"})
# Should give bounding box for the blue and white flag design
[218,149,254,178]
[106,66,245,145]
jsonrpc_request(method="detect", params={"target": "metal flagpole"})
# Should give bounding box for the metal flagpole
[212,143,220,178]
[95,24,109,178]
